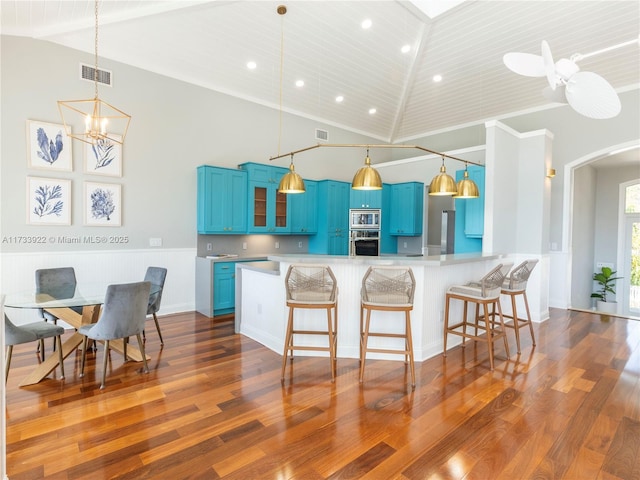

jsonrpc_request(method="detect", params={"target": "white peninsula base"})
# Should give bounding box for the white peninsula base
[237,253,548,363]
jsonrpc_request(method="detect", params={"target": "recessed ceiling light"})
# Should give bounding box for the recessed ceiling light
[361,19,372,29]
[336,95,344,103]
[433,74,443,82]
[369,108,377,115]
[401,44,411,54]
[247,61,257,70]
[295,80,304,87]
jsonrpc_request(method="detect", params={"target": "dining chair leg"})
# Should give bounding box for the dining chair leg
[100,340,110,389]
[39,339,45,362]
[137,334,149,374]
[326,307,336,382]
[123,337,128,362]
[523,292,536,346]
[56,336,65,379]
[80,336,89,377]
[406,310,416,389]
[153,313,164,345]
[5,345,13,383]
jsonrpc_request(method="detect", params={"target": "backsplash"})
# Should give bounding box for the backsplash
[196,234,308,257]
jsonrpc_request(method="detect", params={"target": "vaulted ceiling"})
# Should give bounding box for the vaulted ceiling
[1,1,639,142]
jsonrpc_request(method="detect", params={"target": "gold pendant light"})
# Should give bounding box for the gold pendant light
[428,158,457,195]
[278,155,306,193]
[274,5,305,194]
[352,149,382,190]
[454,163,480,198]
[58,0,130,145]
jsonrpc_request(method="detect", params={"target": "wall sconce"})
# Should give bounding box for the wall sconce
[546,168,556,178]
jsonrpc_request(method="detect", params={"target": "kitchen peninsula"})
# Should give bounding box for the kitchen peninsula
[236,252,511,362]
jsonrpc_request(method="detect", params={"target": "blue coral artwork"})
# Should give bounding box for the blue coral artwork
[84,134,122,177]
[84,182,122,226]
[27,177,71,225]
[26,120,72,171]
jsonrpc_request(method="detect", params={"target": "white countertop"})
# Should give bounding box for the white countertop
[267,252,507,267]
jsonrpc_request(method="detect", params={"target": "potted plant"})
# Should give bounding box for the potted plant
[591,266,622,314]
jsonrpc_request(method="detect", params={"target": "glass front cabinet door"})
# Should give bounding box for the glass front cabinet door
[241,163,290,233]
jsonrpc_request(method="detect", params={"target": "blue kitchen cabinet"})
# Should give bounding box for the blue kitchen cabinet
[240,163,290,234]
[389,182,424,235]
[454,165,484,253]
[213,262,236,315]
[350,188,382,209]
[289,179,318,234]
[309,180,350,255]
[197,165,247,234]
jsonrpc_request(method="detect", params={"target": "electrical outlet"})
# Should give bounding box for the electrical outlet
[150,238,163,247]
[206,243,212,251]
[403,241,407,248]
[275,241,280,249]
[242,242,247,250]
[298,241,303,248]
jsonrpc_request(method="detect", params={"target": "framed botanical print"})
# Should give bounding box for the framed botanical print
[84,134,123,177]
[26,120,72,172]
[84,181,122,226]
[27,176,71,225]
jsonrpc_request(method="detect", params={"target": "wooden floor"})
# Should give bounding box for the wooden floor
[5,308,640,479]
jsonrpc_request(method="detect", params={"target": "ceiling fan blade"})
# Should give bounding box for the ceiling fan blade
[565,71,621,119]
[541,40,557,90]
[503,52,545,77]
[543,85,568,103]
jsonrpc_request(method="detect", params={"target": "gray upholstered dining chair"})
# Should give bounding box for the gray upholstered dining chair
[144,266,168,345]
[79,281,151,389]
[5,313,65,383]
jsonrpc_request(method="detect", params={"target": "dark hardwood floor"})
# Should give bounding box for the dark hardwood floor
[5,308,640,479]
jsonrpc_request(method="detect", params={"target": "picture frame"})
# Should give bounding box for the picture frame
[26,120,72,172]
[27,176,72,225]
[84,181,122,226]
[84,134,123,177]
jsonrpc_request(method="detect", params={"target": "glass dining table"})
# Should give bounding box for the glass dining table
[4,282,159,386]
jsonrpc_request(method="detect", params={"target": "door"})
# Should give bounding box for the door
[620,181,640,316]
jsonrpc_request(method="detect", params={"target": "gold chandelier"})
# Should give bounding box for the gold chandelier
[275,5,306,194]
[271,143,482,198]
[58,0,131,145]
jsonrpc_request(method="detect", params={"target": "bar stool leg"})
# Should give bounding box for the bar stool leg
[523,292,536,346]
[281,307,294,382]
[497,300,510,358]
[510,293,522,354]
[443,295,451,357]
[405,310,415,389]
[359,308,372,383]
[482,302,494,371]
[326,307,336,382]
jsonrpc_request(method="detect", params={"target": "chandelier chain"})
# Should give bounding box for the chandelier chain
[93,0,99,99]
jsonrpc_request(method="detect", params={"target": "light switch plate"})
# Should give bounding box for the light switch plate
[149,237,162,247]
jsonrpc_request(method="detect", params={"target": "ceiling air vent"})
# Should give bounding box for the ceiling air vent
[80,64,112,87]
[315,128,328,141]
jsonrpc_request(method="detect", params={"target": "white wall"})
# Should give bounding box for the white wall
[571,165,597,310]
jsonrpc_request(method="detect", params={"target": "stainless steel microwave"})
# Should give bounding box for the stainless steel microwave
[349,209,381,230]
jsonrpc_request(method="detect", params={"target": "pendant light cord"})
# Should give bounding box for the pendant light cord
[277,8,285,157]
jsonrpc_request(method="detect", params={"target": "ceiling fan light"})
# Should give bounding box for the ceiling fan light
[278,162,305,193]
[352,153,382,190]
[429,164,457,195]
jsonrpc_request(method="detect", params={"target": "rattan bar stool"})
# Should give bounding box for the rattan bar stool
[500,259,538,354]
[359,266,416,389]
[443,263,513,371]
[281,264,338,383]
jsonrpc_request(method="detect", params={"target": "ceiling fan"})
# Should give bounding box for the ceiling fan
[503,37,639,119]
